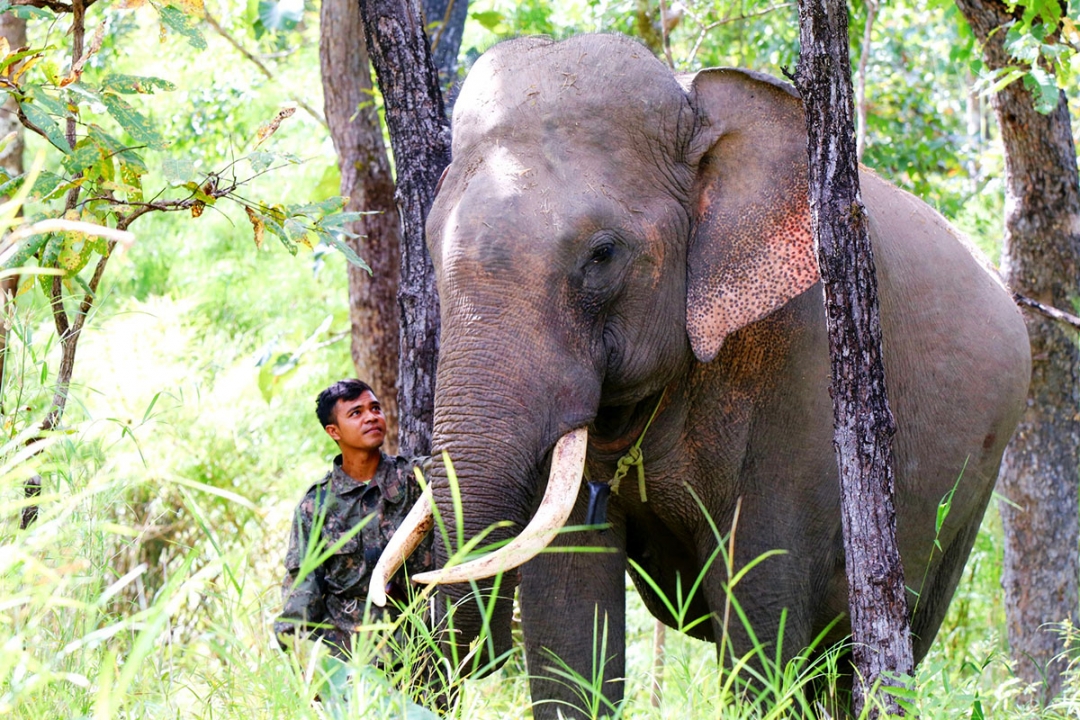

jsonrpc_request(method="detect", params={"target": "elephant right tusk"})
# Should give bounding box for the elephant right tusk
[412,427,588,585]
[368,485,435,607]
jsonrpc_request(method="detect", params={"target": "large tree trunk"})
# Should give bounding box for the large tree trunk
[358,0,450,457]
[319,0,403,449]
[795,0,914,715]
[954,0,1080,701]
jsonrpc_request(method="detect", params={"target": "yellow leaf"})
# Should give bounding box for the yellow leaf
[252,106,296,149]
[245,206,265,249]
[0,38,9,63]
[1064,17,1080,45]
[170,0,205,19]
[10,55,41,86]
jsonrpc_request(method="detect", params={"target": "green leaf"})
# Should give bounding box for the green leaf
[66,82,106,106]
[62,139,106,176]
[1024,67,1060,114]
[247,151,275,173]
[289,196,346,218]
[283,217,311,248]
[11,6,52,19]
[259,212,297,255]
[1,233,49,271]
[0,171,65,201]
[318,230,371,273]
[159,5,207,50]
[0,46,50,76]
[103,93,167,150]
[37,233,64,296]
[318,210,378,228]
[23,86,67,116]
[471,10,505,30]
[162,157,196,184]
[19,101,69,153]
[258,0,304,32]
[102,74,177,95]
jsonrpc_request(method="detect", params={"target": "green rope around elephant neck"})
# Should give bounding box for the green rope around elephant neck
[609,389,666,502]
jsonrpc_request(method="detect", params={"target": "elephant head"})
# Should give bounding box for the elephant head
[371,32,823,672]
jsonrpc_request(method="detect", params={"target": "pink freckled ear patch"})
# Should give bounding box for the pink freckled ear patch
[687,192,818,364]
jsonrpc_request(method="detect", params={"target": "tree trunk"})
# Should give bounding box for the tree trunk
[421,0,468,104]
[794,0,914,715]
[0,12,25,402]
[954,0,1080,701]
[319,0,403,450]
[358,0,450,457]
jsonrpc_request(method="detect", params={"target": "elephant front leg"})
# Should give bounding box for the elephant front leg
[520,498,628,720]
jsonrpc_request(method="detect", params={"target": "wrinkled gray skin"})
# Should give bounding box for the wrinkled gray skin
[420,33,1030,718]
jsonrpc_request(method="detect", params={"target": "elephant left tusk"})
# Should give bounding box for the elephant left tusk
[368,486,435,607]
[412,427,588,585]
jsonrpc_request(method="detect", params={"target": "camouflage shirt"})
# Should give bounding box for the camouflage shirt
[274,452,434,655]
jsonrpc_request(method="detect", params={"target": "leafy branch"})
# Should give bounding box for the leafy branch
[1,0,364,525]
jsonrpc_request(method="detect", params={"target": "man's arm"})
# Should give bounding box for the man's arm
[274,498,329,644]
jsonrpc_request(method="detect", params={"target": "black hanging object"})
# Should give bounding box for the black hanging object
[585,481,611,527]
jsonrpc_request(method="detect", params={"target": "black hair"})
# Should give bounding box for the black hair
[316,379,375,427]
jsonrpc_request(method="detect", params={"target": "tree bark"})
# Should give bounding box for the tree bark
[794,0,914,715]
[358,0,449,457]
[420,0,468,104]
[319,0,403,450]
[0,12,26,402]
[954,0,1080,701]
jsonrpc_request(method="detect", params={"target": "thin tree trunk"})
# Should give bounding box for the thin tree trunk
[319,0,402,450]
[954,0,1080,701]
[0,12,26,402]
[358,0,449,457]
[854,0,877,162]
[794,0,914,714]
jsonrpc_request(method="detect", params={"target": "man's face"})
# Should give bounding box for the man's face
[325,390,387,452]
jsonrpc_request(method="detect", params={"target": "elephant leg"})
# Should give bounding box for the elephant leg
[520,497,627,720]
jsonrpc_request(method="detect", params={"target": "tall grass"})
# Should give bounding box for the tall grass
[0,188,1074,720]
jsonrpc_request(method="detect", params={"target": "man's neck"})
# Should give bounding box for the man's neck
[340,448,382,484]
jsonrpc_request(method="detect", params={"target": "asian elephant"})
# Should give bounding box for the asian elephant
[371,32,1030,718]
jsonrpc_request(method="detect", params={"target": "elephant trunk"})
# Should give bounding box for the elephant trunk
[417,329,600,676]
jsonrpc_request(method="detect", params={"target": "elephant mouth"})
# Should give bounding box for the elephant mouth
[368,427,589,606]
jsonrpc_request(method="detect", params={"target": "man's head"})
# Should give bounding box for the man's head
[316,379,387,452]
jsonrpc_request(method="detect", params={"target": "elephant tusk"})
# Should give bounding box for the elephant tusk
[368,486,435,607]
[412,427,588,585]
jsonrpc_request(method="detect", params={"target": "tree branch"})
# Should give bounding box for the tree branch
[202,9,327,128]
[1014,293,1080,331]
[10,0,74,13]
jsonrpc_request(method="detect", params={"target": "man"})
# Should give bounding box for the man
[275,379,433,659]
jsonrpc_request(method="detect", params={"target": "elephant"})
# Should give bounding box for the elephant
[370,32,1031,718]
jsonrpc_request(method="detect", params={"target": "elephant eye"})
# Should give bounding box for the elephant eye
[588,241,616,266]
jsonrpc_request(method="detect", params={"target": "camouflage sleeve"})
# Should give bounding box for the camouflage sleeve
[274,498,327,641]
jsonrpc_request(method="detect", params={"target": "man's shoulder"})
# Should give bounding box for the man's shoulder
[376,452,430,503]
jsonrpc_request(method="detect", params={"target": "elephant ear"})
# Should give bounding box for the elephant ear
[682,68,819,363]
